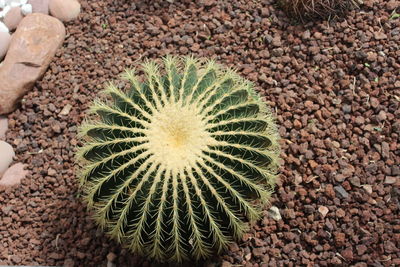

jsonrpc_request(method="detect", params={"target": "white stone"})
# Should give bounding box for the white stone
[21,3,32,15]
[0,141,14,176]
[10,1,20,7]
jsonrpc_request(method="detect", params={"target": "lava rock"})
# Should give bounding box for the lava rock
[334,185,349,199]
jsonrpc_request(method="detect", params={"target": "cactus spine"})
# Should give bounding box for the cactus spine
[76,56,280,262]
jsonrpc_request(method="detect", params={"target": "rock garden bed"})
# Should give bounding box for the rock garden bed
[0,0,399,266]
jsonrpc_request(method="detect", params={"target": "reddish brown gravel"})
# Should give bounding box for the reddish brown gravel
[1,0,399,266]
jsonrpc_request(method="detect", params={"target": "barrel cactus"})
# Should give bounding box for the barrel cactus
[76,56,280,262]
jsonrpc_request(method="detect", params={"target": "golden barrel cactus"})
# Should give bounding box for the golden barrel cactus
[76,56,280,262]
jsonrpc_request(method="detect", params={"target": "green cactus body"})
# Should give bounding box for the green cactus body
[76,56,280,262]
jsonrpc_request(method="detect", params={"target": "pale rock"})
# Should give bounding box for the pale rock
[0,115,7,139]
[384,176,397,184]
[362,185,373,194]
[0,140,14,176]
[0,163,28,187]
[21,3,32,15]
[49,0,80,22]
[4,7,23,31]
[268,206,282,220]
[28,0,48,14]
[318,206,329,218]
[0,32,11,60]
[0,14,65,114]
[59,103,72,115]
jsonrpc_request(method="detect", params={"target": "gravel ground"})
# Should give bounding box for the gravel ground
[1,0,399,266]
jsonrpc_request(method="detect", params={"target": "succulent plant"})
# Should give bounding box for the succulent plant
[76,56,280,262]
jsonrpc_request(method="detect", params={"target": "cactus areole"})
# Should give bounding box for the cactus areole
[76,56,280,262]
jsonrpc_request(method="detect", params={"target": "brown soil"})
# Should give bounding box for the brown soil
[1,0,399,266]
